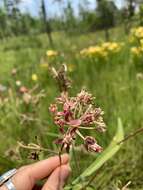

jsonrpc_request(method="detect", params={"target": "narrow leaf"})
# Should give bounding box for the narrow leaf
[72,118,124,185]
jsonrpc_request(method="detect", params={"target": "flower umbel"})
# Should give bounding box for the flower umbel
[49,89,106,153]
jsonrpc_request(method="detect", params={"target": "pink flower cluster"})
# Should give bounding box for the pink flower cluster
[49,90,106,153]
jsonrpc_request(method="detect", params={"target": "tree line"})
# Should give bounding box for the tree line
[0,0,143,43]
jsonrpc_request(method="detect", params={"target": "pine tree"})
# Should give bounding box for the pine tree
[41,0,53,45]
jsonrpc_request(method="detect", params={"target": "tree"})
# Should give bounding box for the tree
[3,0,22,36]
[0,8,7,38]
[96,0,117,41]
[41,0,53,45]
[63,1,77,34]
[79,2,96,33]
[139,3,143,25]
[127,0,136,17]
[123,0,139,33]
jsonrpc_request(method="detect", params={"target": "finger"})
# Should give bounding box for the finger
[0,154,69,190]
[42,164,71,190]
[0,185,7,190]
[28,154,69,181]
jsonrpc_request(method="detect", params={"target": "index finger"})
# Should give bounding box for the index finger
[26,154,69,181]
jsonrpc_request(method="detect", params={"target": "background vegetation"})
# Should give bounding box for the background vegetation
[1,0,143,189]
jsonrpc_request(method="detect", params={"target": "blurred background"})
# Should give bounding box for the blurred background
[0,0,142,41]
[1,0,143,189]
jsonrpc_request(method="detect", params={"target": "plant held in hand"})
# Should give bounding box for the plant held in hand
[49,65,106,154]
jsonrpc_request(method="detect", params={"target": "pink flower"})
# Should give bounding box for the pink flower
[54,117,65,127]
[56,93,67,104]
[81,112,95,125]
[49,89,106,153]
[77,89,93,104]
[67,119,81,127]
[19,86,29,94]
[55,128,77,152]
[49,104,57,113]
[84,136,103,153]
[63,99,77,111]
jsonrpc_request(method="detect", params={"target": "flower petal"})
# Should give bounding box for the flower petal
[67,119,81,127]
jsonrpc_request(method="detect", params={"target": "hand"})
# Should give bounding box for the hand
[0,154,71,190]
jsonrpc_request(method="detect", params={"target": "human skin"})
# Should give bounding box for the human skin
[0,154,71,190]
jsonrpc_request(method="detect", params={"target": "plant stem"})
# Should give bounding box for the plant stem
[117,127,143,145]
[76,130,85,140]
[17,141,58,154]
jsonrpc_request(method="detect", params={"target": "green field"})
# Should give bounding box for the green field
[0,27,143,189]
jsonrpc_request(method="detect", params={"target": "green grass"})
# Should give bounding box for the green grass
[0,27,143,189]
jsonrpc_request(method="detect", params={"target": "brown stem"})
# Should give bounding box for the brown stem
[17,141,58,154]
[118,127,143,145]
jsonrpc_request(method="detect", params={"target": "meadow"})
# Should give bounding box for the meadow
[0,26,143,189]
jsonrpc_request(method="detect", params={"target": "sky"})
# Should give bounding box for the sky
[18,0,124,18]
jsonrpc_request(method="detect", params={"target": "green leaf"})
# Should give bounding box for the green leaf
[71,117,124,186]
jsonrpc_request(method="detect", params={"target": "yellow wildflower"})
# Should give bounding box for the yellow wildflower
[88,46,102,54]
[102,42,111,49]
[135,27,143,39]
[131,47,141,56]
[32,74,38,81]
[46,50,58,57]
[80,41,122,59]
[102,42,121,52]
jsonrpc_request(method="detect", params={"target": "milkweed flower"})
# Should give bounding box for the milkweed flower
[84,136,102,153]
[49,104,57,113]
[49,89,106,153]
[19,86,29,94]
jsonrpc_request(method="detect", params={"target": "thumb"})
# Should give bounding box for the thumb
[42,164,71,190]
